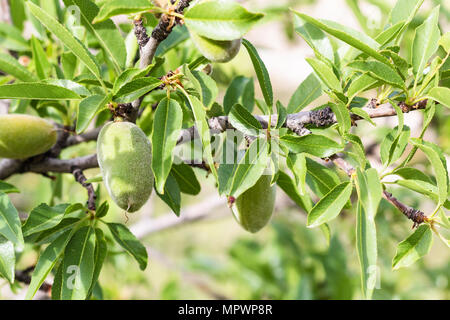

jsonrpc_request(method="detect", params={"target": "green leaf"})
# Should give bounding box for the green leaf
[439,32,450,53]
[412,6,440,77]
[380,126,410,167]
[95,201,109,219]
[0,52,37,82]
[112,65,155,94]
[292,11,388,64]
[375,21,405,45]
[410,139,448,205]
[26,229,74,300]
[242,39,273,109]
[329,102,351,134]
[0,181,19,194]
[307,181,353,228]
[229,103,263,137]
[0,235,15,283]
[191,70,218,110]
[287,153,307,196]
[0,192,24,251]
[223,76,253,114]
[152,97,183,194]
[184,1,264,41]
[93,0,155,23]
[348,60,404,89]
[355,201,377,300]
[171,162,201,196]
[0,82,81,100]
[344,133,367,167]
[229,139,269,199]
[427,87,450,108]
[287,73,322,113]
[392,224,433,270]
[156,174,181,216]
[280,134,343,158]
[43,79,91,97]
[395,179,448,207]
[356,169,382,219]
[30,36,51,80]
[393,167,432,183]
[306,58,342,92]
[0,22,29,51]
[60,226,96,300]
[275,101,287,129]
[293,14,334,62]
[107,223,147,270]
[276,171,313,213]
[27,1,102,83]
[22,203,70,237]
[390,0,425,25]
[63,0,127,72]
[87,228,107,298]
[33,218,81,245]
[305,157,342,198]
[350,107,376,126]
[113,77,162,103]
[76,93,111,134]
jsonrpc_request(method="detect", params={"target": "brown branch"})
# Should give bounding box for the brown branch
[15,268,52,294]
[329,154,428,227]
[72,168,97,211]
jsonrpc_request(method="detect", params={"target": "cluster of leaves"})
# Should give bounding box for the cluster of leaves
[0,0,448,300]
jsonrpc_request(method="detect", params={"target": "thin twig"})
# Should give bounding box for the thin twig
[72,168,97,211]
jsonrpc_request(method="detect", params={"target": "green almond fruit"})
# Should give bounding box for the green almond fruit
[97,121,153,212]
[190,31,242,63]
[0,114,57,159]
[232,174,276,233]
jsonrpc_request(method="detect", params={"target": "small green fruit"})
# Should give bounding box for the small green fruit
[190,31,242,63]
[232,175,276,233]
[0,114,57,159]
[97,121,153,212]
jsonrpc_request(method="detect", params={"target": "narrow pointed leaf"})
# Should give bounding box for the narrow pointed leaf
[0,52,37,82]
[76,93,111,134]
[0,83,81,100]
[0,192,24,251]
[287,73,322,113]
[280,134,343,158]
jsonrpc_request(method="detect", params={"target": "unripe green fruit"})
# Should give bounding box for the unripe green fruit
[0,114,57,159]
[190,31,242,63]
[97,121,153,213]
[232,175,276,233]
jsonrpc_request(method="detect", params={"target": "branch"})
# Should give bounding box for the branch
[15,267,52,294]
[72,168,97,211]
[329,154,428,227]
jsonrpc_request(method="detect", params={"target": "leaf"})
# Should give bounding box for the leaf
[60,226,96,300]
[30,36,51,80]
[223,76,253,114]
[0,52,37,82]
[276,101,287,129]
[307,181,353,228]
[0,181,19,194]
[0,192,24,251]
[390,0,425,25]
[87,228,107,298]
[287,153,307,196]
[410,139,448,205]
[242,39,273,109]
[439,32,450,53]
[191,70,218,110]
[329,102,351,134]
[152,97,183,194]
[393,167,432,183]
[276,171,313,213]
[27,2,102,83]
[355,201,377,300]
[107,223,147,270]
[156,174,181,216]
[428,87,450,108]
[63,0,127,72]
[380,126,410,167]
[356,169,382,219]
[76,93,111,134]
[95,201,109,219]
[26,230,74,300]
[292,11,388,64]
[392,224,433,270]
[0,83,81,100]
[0,22,29,51]
[184,1,263,41]
[93,0,155,23]
[229,103,263,137]
[375,21,405,45]
[293,13,334,62]
[412,6,440,77]
[306,58,342,92]
[305,157,342,198]
[348,60,404,89]
[350,107,376,126]
[43,79,91,97]
[171,162,201,196]
[0,235,15,283]
[395,179,448,207]
[280,134,343,158]
[22,203,70,237]
[287,73,322,113]
[229,139,269,198]
[113,77,162,103]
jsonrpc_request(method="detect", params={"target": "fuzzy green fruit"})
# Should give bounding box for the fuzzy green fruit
[232,175,276,233]
[97,121,153,212]
[0,114,57,159]
[190,31,242,63]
